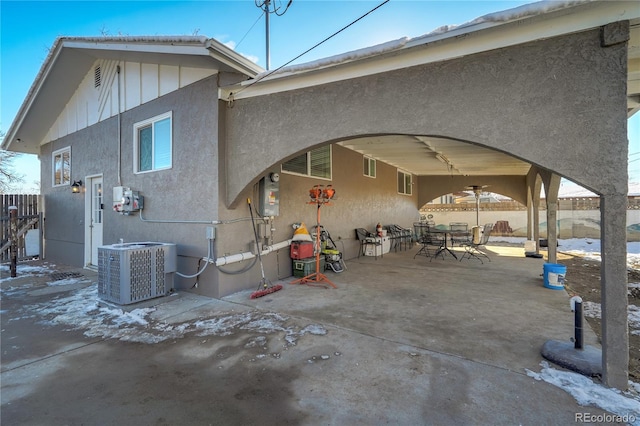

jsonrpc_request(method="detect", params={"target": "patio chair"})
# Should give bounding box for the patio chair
[387,224,412,251]
[413,223,445,261]
[459,223,493,264]
[394,224,413,251]
[449,222,470,246]
[355,228,383,259]
[383,225,401,252]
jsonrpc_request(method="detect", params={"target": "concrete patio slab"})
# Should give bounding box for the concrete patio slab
[1,244,618,425]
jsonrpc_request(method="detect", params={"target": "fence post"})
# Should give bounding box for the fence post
[9,206,18,277]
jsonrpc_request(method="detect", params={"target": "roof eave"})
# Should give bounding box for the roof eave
[220,0,640,102]
[3,36,263,154]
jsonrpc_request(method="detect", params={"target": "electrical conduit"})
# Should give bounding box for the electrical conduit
[175,239,290,278]
[213,239,291,266]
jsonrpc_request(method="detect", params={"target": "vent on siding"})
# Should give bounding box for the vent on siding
[94,65,101,88]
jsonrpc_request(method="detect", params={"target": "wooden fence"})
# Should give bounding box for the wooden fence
[1,194,42,263]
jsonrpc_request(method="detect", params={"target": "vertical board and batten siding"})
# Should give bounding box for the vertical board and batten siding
[1,194,42,262]
[45,59,216,144]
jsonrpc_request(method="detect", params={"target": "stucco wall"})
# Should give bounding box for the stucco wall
[40,76,220,268]
[209,143,420,298]
[224,28,628,207]
[41,118,120,266]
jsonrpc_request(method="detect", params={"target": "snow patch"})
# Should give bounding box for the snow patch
[12,280,326,346]
[526,362,640,425]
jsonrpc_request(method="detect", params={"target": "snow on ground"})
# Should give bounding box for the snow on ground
[527,362,640,426]
[490,236,640,270]
[0,262,54,279]
[583,301,640,336]
[0,263,326,346]
[2,250,640,416]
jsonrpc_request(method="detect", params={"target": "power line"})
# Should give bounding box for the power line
[236,10,266,50]
[232,0,390,98]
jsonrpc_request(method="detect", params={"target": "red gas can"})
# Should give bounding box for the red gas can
[290,241,314,259]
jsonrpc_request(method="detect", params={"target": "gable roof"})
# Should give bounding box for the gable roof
[2,36,263,154]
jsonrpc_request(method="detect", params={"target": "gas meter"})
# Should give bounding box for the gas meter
[113,186,144,215]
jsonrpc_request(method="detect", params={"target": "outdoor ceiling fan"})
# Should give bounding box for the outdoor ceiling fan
[465,184,489,196]
[465,185,489,226]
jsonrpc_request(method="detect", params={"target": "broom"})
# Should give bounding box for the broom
[248,198,283,299]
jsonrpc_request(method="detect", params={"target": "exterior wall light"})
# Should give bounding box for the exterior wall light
[71,180,83,193]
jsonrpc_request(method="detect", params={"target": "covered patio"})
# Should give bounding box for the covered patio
[2,249,620,424]
[226,242,599,375]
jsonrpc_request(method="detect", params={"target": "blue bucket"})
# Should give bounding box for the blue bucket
[543,263,566,290]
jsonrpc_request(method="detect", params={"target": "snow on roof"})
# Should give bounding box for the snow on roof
[263,0,591,77]
[427,0,592,35]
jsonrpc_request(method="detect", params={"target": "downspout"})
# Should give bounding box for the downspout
[117,64,122,186]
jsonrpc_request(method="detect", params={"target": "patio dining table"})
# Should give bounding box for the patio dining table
[429,228,471,259]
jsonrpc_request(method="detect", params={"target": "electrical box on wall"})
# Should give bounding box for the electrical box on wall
[113,186,144,215]
[258,173,280,217]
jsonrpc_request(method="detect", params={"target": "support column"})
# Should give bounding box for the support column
[533,198,540,253]
[600,193,629,389]
[546,201,557,264]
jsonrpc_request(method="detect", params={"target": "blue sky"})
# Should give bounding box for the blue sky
[1,0,638,192]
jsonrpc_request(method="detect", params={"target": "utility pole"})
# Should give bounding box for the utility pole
[265,0,270,70]
[255,0,292,70]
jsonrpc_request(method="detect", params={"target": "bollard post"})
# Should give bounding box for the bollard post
[574,299,584,350]
[9,206,18,278]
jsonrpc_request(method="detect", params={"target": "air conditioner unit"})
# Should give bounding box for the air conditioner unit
[98,242,177,305]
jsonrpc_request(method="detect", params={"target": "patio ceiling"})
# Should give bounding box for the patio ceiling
[338,135,531,177]
[339,18,640,180]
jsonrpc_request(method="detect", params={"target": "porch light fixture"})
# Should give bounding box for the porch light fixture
[71,180,83,193]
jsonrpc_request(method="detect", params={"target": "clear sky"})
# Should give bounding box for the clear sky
[1,0,638,193]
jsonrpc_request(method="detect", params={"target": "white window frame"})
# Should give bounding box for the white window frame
[281,145,332,180]
[133,111,173,174]
[398,169,412,195]
[363,156,376,178]
[52,146,71,187]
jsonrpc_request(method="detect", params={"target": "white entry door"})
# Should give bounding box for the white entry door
[89,177,104,266]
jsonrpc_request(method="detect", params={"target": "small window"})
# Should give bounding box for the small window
[397,169,412,195]
[282,145,332,179]
[52,147,71,187]
[134,112,172,173]
[363,156,376,178]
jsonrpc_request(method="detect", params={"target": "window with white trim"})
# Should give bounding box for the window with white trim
[134,112,172,173]
[363,156,376,178]
[282,145,332,179]
[398,169,412,195]
[52,147,71,187]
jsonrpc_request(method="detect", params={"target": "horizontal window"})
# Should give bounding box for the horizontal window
[282,145,332,180]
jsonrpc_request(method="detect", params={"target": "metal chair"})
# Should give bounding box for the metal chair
[449,222,470,246]
[355,228,383,259]
[413,222,445,261]
[395,224,413,251]
[459,223,493,264]
[387,224,412,251]
[383,225,401,252]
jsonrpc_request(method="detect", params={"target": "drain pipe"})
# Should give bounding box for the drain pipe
[570,296,584,350]
[117,64,122,186]
[212,239,291,266]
